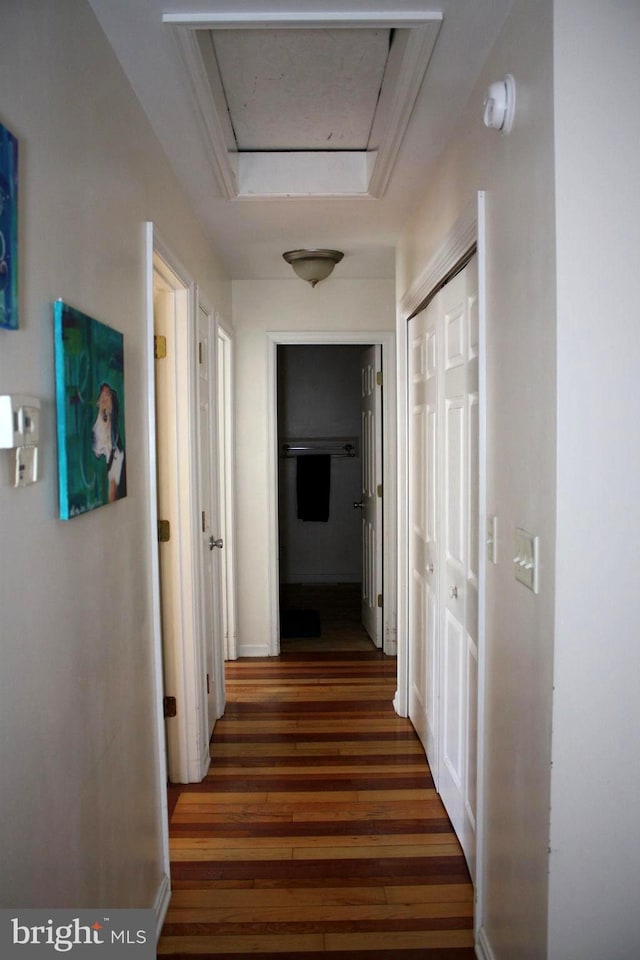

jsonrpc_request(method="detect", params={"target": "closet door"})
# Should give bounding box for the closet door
[406,254,479,877]
[408,297,440,781]
[438,258,479,875]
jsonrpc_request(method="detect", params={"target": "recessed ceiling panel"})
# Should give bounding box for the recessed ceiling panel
[211,28,391,151]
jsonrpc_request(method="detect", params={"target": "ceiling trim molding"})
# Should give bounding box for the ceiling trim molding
[399,199,478,319]
[163,12,442,29]
[165,11,442,200]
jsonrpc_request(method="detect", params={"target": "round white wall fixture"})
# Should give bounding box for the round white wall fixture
[483,74,516,134]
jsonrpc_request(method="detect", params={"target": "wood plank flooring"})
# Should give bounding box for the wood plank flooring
[158,650,475,958]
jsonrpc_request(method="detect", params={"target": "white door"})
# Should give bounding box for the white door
[197,299,225,737]
[408,296,440,780]
[216,327,238,662]
[406,255,479,876]
[360,345,383,646]
[438,258,479,875]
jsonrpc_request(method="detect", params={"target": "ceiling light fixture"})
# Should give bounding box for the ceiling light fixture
[282,249,344,287]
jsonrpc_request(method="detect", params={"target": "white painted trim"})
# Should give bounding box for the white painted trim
[144,221,171,907]
[163,12,443,29]
[171,27,238,200]
[475,925,497,960]
[152,230,209,784]
[368,24,441,198]
[475,191,488,947]
[399,199,478,319]
[266,330,397,659]
[153,872,172,944]
[238,151,369,198]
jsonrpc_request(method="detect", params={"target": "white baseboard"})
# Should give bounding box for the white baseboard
[475,925,496,960]
[154,872,171,943]
[237,642,271,657]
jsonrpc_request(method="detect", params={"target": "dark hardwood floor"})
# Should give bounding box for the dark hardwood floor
[158,587,474,957]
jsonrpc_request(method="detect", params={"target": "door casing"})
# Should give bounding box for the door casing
[266,331,397,659]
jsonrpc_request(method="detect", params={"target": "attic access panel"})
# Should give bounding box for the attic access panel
[168,13,442,199]
[210,28,391,152]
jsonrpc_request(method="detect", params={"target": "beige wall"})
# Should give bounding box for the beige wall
[548,1,640,956]
[398,1,556,955]
[0,0,229,909]
[232,278,395,656]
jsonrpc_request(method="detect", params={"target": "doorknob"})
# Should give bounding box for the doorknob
[209,536,224,550]
[353,501,363,509]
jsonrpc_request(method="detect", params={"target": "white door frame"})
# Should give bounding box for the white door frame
[145,224,210,786]
[266,330,397,658]
[396,194,487,941]
[144,223,171,937]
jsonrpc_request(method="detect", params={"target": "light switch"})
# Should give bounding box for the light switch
[14,445,38,487]
[487,515,498,564]
[513,527,539,594]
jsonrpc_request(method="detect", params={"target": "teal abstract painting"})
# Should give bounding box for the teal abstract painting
[0,122,18,330]
[54,302,127,519]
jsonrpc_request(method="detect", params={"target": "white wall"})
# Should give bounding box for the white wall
[0,0,229,910]
[548,2,640,957]
[233,278,394,656]
[278,345,364,584]
[397,1,556,956]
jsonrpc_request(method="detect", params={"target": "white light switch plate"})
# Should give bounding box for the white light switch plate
[487,515,498,564]
[513,527,539,594]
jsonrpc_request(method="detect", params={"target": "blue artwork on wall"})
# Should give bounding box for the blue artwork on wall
[0,121,18,330]
[54,301,127,519]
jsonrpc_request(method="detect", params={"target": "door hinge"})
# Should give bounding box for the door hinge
[163,696,177,718]
[198,341,204,365]
[377,483,383,498]
[206,673,210,695]
[376,370,383,386]
[154,334,167,359]
[158,519,171,542]
[202,510,206,533]
[377,593,383,608]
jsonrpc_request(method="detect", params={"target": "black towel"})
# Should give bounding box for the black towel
[296,454,331,522]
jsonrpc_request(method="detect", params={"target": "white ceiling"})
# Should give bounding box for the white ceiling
[88,1,514,281]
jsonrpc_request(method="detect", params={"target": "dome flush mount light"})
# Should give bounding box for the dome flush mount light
[483,74,516,134]
[283,249,344,287]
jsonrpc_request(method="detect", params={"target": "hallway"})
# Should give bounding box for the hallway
[158,648,474,957]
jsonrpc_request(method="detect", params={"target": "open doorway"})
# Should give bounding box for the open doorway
[276,343,383,653]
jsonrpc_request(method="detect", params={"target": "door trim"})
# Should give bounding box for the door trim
[146,224,210,785]
[266,331,397,659]
[144,223,171,936]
